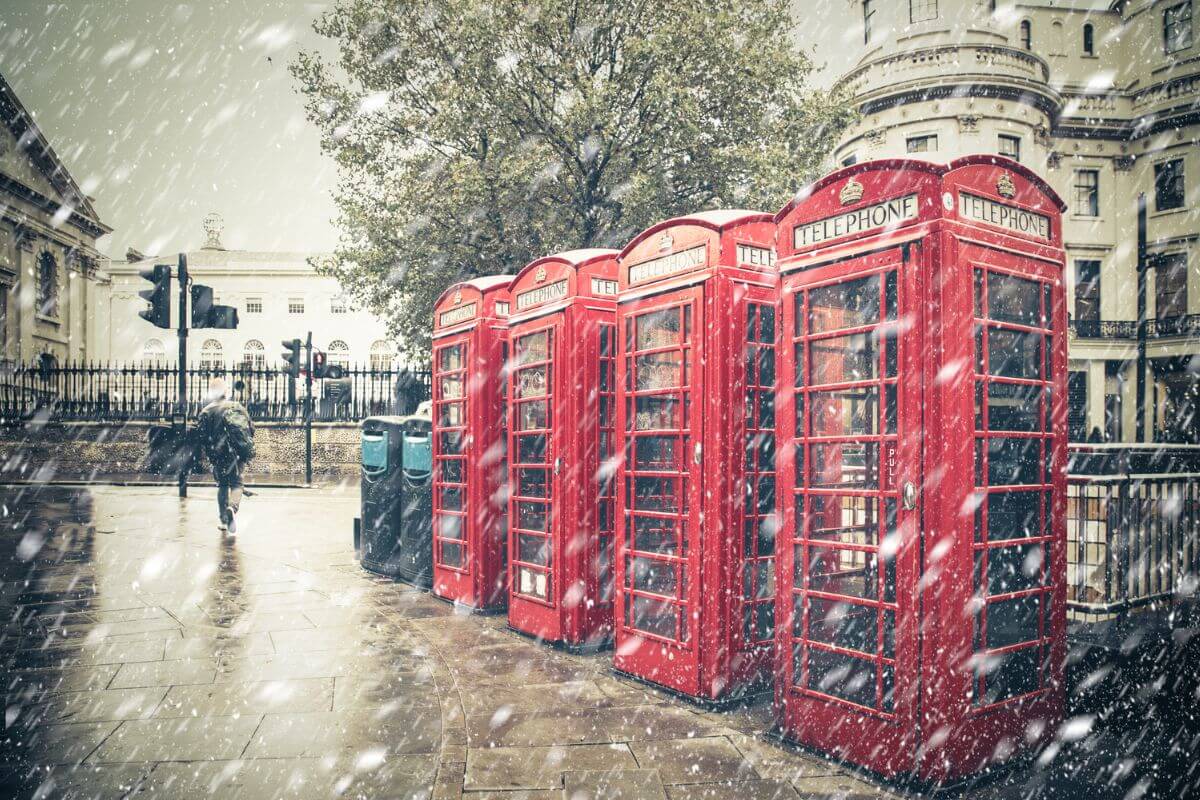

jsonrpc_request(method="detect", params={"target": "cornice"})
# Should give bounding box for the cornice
[0,172,110,239]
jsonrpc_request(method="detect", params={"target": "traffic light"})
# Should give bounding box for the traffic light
[138,264,172,328]
[191,284,239,329]
[312,351,345,380]
[280,338,302,378]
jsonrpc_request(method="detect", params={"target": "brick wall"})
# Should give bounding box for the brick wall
[0,421,363,484]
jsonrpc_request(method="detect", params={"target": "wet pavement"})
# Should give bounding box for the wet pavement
[0,485,1190,799]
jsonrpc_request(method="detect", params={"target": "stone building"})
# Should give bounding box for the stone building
[829,0,1199,442]
[0,71,111,368]
[100,214,399,371]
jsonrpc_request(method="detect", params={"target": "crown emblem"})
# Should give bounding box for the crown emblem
[658,232,674,253]
[839,178,864,206]
[997,173,1016,199]
[534,266,547,282]
[452,289,462,304]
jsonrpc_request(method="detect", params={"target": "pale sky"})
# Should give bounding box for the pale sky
[0,1,848,261]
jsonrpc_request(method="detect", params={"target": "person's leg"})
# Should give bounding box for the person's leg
[216,475,230,529]
[226,464,244,532]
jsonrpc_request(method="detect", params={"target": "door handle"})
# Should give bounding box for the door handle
[693,442,702,465]
[554,457,562,476]
[902,481,918,510]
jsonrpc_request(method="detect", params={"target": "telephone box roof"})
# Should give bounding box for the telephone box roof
[433,274,515,310]
[619,209,772,260]
[524,248,619,270]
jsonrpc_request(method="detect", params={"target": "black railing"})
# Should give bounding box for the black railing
[0,361,431,424]
[1145,313,1200,338]
[1069,318,1138,339]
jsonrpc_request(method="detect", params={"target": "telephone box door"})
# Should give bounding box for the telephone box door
[779,245,924,775]
[615,286,705,695]
[509,319,562,622]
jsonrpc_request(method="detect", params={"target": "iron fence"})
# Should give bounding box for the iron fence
[0,360,431,424]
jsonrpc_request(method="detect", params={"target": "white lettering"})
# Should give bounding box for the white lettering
[736,244,775,268]
[516,279,569,310]
[438,302,476,327]
[792,194,919,249]
[958,193,1051,240]
[627,245,707,284]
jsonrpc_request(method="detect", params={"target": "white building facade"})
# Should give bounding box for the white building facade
[828,0,1199,442]
[101,217,399,373]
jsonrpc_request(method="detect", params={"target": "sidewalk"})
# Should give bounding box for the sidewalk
[0,485,1095,798]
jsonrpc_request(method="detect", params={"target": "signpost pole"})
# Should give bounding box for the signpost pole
[176,253,189,498]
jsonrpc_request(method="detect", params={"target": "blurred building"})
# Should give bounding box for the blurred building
[101,214,399,371]
[0,71,111,368]
[829,0,1199,443]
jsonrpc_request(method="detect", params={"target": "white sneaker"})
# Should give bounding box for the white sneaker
[227,511,238,535]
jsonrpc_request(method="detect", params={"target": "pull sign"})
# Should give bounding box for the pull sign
[881,442,898,491]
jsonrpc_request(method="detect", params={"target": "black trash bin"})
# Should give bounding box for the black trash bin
[359,414,433,587]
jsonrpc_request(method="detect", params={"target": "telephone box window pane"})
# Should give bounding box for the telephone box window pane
[518,468,548,498]
[987,273,1040,326]
[794,343,805,388]
[983,647,1041,703]
[755,601,775,641]
[437,515,464,541]
[438,345,463,371]
[987,492,1041,540]
[441,375,464,400]
[810,334,877,385]
[810,496,879,546]
[633,477,680,513]
[987,383,1042,431]
[516,331,549,364]
[439,431,464,456]
[885,272,897,321]
[808,598,877,654]
[636,308,681,349]
[810,442,878,489]
[440,402,464,427]
[441,459,463,483]
[809,546,877,599]
[987,543,1044,594]
[518,534,550,566]
[808,648,876,707]
[516,366,548,398]
[810,388,880,437]
[635,396,680,429]
[756,476,776,514]
[635,436,681,470]
[809,276,880,333]
[633,516,680,554]
[518,400,548,431]
[440,541,464,567]
[440,487,463,512]
[516,501,548,532]
[630,556,678,595]
[757,348,776,386]
[630,595,678,639]
[517,567,549,600]
[518,434,548,463]
[636,352,682,390]
[988,438,1042,485]
[987,329,1041,379]
[759,305,776,342]
[986,594,1041,649]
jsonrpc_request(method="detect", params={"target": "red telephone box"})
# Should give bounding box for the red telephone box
[431,275,514,610]
[505,249,620,650]
[613,210,779,704]
[773,156,1067,782]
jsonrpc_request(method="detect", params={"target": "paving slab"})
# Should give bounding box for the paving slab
[88,715,263,763]
[242,707,442,758]
[464,744,637,791]
[563,767,668,800]
[108,657,218,689]
[154,677,335,718]
[629,736,760,785]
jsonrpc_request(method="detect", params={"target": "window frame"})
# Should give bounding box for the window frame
[1164,1,1194,55]
[998,134,1021,162]
[37,251,59,318]
[909,0,938,23]
[1073,169,1100,218]
[1020,20,1032,50]
[905,134,938,154]
[1153,252,1189,320]
[1073,260,1101,324]
[287,297,305,315]
[863,0,875,44]
[1082,22,1095,56]
[245,297,263,314]
[1154,158,1186,212]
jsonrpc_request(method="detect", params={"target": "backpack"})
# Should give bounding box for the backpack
[221,402,256,463]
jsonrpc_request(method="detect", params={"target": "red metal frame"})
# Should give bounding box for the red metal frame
[431,275,514,610]
[773,157,1067,782]
[613,210,779,703]
[506,249,621,649]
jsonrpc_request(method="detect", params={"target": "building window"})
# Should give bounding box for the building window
[1154,158,1186,211]
[910,0,938,23]
[288,297,304,314]
[841,153,859,167]
[327,339,351,369]
[1165,1,1193,54]
[1083,23,1095,55]
[242,339,266,370]
[245,297,263,314]
[142,339,166,363]
[369,340,394,372]
[1073,169,1099,217]
[863,0,875,44]
[1155,253,1188,319]
[1020,20,1032,50]
[906,134,937,153]
[330,294,348,314]
[1067,371,1088,442]
[998,134,1021,162]
[200,339,224,372]
[37,252,58,317]
[1074,260,1101,323]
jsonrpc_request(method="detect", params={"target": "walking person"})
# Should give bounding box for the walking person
[195,377,255,535]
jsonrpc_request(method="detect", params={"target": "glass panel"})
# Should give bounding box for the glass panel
[633,516,680,555]
[517,434,548,464]
[516,501,547,532]
[988,438,1041,485]
[441,375,464,400]
[437,514,463,541]
[636,308,681,350]
[807,597,877,655]
[630,595,678,639]
[635,352,682,391]
[810,388,879,437]
[439,402,464,427]
[987,491,1042,540]
[635,436,681,470]
[516,330,549,364]
[809,546,877,599]
[987,543,1044,594]
[810,334,877,385]
[439,431,464,456]
[516,365,548,398]
[808,647,876,707]
[987,383,1041,432]
[633,477,680,513]
[517,468,548,498]
[439,486,463,512]
[809,275,880,334]
[630,556,678,595]
[987,273,1040,326]
[438,345,463,371]
[439,541,463,567]
[982,647,1041,703]
[810,442,878,489]
[517,566,549,599]
[518,533,550,566]
[440,459,463,483]
[987,329,1041,379]
[635,395,680,430]
[757,348,776,387]
[809,496,879,546]
[518,400,548,431]
[986,594,1041,648]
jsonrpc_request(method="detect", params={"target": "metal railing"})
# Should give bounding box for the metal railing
[1145,313,1200,339]
[1066,446,1200,619]
[1069,318,1138,339]
[0,360,431,424]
